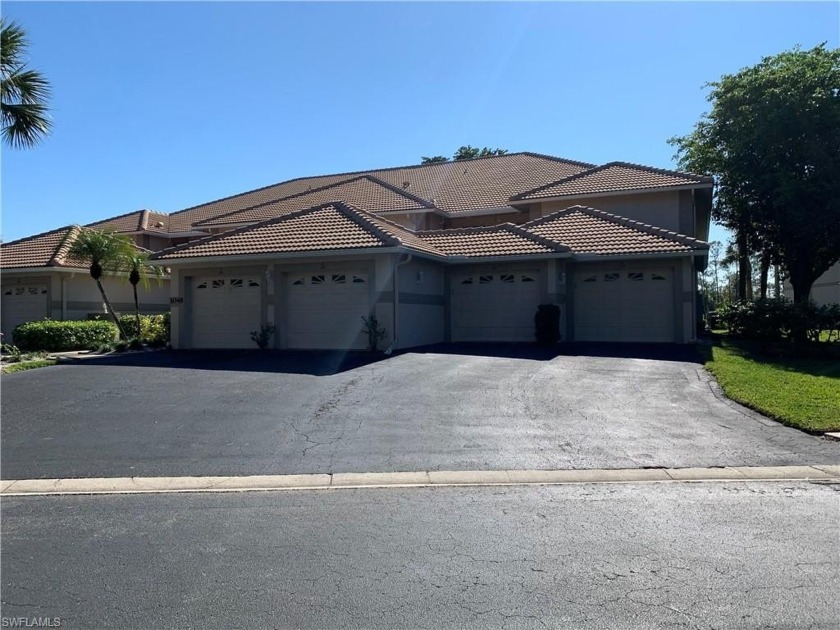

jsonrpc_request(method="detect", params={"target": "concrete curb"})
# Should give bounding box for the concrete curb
[1,465,838,497]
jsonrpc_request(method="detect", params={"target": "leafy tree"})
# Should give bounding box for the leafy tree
[421,155,449,164]
[453,145,508,160]
[671,44,840,304]
[121,251,165,339]
[68,229,136,339]
[1,19,51,149]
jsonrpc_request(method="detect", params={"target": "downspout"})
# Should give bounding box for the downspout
[384,253,412,355]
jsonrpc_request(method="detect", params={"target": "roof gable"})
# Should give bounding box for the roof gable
[1,225,86,269]
[153,201,445,261]
[511,162,713,201]
[521,205,708,255]
[166,152,595,231]
[194,175,436,228]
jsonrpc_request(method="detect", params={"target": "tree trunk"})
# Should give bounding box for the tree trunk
[759,255,770,300]
[773,264,782,298]
[787,266,816,342]
[133,283,141,340]
[96,278,126,339]
[736,230,750,301]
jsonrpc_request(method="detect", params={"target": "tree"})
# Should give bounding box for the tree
[68,229,136,339]
[670,44,840,304]
[1,19,51,149]
[122,251,165,339]
[453,145,508,160]
[421,155,449,164]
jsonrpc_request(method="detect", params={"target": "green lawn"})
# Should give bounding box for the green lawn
[705,342,840,433]
[1,358,57,374]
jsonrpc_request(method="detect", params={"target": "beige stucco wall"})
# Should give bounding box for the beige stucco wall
[534,190,691,235]
[783,262,840,306]
[446,212,526,229]
[396,257,445,349]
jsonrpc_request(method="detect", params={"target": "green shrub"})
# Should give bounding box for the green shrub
[13,319,119,352]
[720,298,840,344]
[118,313,170,346]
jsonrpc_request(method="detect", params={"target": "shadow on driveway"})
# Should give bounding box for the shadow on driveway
[66,342,703,376]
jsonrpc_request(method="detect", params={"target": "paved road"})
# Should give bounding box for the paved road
[2,345,838,479]
[2,481,838,629]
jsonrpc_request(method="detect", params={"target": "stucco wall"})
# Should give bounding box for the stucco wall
[446,212,526,229]
[535,190,689,235]
[783,262,840,306]
[396,258,445,349]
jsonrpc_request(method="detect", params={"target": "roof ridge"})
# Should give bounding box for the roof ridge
[1,224,77,248]
[50,225,84,267]
[193,173,436,228]
[603,160,713,183]
[331,201,401,248]
[416,224,516,237]
[526,205,708,249]
[169,152,586,218]
[84,208,150,229]
[502,223,571,253]
[510,166,608,201]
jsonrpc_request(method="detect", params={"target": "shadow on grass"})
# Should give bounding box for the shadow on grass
[709,336,840,379]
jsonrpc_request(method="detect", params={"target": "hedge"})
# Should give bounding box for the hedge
[719,298,840,343]
[118,313,170,346]
[13,320,119,352]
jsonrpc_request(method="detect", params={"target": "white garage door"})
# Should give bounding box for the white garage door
[574,266,674,342]
[2,284,48,341]
[191,276,262,348]
[452,271,540,342]
[287,272,370,350]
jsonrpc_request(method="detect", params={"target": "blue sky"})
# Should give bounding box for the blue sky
[2,2,837,244]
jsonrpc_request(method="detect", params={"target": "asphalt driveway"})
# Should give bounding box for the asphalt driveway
[2,344,837,479]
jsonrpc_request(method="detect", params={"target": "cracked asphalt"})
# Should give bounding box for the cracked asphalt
[2,481,838,629]
[2,345,838,479]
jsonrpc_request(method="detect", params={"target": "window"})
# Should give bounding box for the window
[230,278,244,288]
[27,287,40,295]
[14,287,25,295]
[627,272,644,282]
[500,274,515,283]
[311,275,325,285]
[211,279,225,289]
[583,275,597,283]
[604,273,619,282]
[479,275,493,284]
[2,289,12,296]
[460,277,474,285]
[352,275,367,284]
[195,281,208,290]
[652,273,667,281]
[248,279,260,287]
[521,275,536,283]
[291,277,305,286]
[332,274,346,284]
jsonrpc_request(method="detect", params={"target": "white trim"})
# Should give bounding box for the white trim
[572,251,696,263]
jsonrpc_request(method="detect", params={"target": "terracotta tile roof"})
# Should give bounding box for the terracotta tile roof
[166,152,594,231]
[417,224,568,258]
[1,226,87,269]
[521,206,709,255]
[153,202,446,261]
[195,175,436,227]
[86,209,170,234]
[511,162,713,201]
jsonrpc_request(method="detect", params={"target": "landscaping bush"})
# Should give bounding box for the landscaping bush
[13,319,119,352]
[118,313,170,346]
[719,298,840,344]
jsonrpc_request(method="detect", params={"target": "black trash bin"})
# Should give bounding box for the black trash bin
[534,304,561,345]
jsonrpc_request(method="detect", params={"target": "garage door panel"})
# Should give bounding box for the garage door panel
[192,277,261,349]
[452,271,540,342]
[2,284,48,340]
[574,267,674,343]
[287,272,369,350]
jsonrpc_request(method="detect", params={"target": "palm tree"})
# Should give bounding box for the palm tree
[123,252,165,339]
[68,229,135,339]
[1,19,51,149]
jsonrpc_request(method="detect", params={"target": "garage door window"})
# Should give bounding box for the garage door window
[628,272,644,282]
[352,275,367,284]
[605,273,619,282]
[460,277,474,285]
[583,275,597,283]
[652,273,667,281]
[479,275,493,284]
[521,275,536,283]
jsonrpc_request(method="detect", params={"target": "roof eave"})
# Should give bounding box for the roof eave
[151,246,408,266]
[570,250,700,262]
[444,252,572,264]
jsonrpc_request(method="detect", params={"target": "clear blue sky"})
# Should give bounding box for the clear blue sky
[2,2,837,244]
